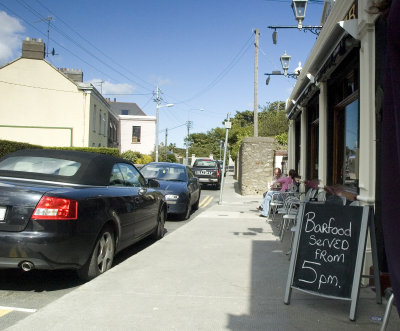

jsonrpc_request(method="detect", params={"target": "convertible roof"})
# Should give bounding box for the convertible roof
[0,149,133,186]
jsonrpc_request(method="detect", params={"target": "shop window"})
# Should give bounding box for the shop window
[327,50,359,189]
[333,97,359,188]
[132,126,141,143]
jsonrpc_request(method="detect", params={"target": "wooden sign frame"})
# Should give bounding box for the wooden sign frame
[284,203,381,321]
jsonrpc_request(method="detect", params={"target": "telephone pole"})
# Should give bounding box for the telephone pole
[164,128,168,161]
[253,29,259,137]
[185,121,193,165]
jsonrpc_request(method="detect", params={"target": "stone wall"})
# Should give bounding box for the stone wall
[238,137,277,195]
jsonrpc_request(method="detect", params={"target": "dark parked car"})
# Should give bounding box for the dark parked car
[0,149,166,280]
[192,158,221,189]
[140,162,201,220]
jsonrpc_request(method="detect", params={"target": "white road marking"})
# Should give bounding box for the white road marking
[0,306,37,313]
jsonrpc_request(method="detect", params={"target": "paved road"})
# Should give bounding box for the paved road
[0,186,220,330]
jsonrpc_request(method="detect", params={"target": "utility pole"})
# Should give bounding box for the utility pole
[164,128,168,161]
[154,87,173,162]
[155,86,160,162]
[253,29,259,137]
[185,121,192,165]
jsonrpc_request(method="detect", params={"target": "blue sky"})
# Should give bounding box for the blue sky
[0,0,324,148]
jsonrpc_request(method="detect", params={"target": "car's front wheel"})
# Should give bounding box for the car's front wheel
[152,207,165,240]
[180,199,191,220]
[193,191,201,211]
[77,226,115,281]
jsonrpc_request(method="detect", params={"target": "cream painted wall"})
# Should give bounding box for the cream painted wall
[0,58,111,148]
[119,116,156,154]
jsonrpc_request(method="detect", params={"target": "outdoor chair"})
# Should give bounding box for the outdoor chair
[380,289,395,331]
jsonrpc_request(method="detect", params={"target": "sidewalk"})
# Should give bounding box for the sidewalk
[7,174,400,330]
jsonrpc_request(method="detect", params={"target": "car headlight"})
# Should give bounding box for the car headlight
[165,194,179,200]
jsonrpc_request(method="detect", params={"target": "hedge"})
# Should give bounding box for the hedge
[0,140,120,159]
[0,140,152,163]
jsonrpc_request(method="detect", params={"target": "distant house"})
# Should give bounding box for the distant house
[107,99,156,155]
[0,38,118,148]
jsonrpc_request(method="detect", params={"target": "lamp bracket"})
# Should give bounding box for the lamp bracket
[268,25,322,36]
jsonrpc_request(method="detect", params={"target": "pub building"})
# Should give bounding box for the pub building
[285,0,387,280]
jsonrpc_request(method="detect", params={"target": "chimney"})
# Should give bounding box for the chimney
[58,67,83,83]
[22,37,45,60]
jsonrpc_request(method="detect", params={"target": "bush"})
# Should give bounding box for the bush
[0,140,42,159]
[121,151,153,164]
[121,150,142,163]
[50,147,120,157]
[136,154,153,164]
[166,153,177,163]
[0,140,120,159]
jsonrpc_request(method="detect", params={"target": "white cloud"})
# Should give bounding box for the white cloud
[0,11,25,65]
[88,79,136,95]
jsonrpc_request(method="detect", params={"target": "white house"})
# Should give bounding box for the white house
[107,99,156,155]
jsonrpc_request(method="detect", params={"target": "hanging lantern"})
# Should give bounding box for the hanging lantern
[280,51,291,76]
[291,0,308,29]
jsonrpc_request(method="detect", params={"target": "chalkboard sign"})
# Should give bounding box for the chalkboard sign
[293,203,363,298]
[284,202,381,321]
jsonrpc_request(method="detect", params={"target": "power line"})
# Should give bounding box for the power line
[171,32,254,104]
[34,0,156,91]
[15,0,155,93]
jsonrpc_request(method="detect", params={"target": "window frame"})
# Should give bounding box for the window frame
[132,126,141,143]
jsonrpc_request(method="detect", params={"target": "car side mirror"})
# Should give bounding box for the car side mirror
[147,178,160,188]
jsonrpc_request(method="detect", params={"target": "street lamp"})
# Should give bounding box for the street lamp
[265,52,302,84]
[267,0,321,39]
[155,102,174,162]
[280,51,291,76]
[291,0,308,29]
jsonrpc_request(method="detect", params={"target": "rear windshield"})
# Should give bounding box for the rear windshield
[193,160,218,168]
[141,164,186,181]
[0,156,81,177]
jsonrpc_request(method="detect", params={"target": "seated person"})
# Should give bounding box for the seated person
[259,169,298,217]
[268,167,283,192]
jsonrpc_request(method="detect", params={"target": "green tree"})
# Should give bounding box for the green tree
[186,101,288,161]
[258,101,287,137]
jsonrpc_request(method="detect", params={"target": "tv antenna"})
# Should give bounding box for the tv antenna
[34,16,55,57]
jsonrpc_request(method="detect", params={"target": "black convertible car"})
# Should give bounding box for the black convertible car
[140,162,201,220]
[0,149,166,280]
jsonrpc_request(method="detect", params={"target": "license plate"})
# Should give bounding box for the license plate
[200,170,212,175]
[0,207,6,221]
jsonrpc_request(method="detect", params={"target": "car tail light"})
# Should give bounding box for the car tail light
[32,196,78,220]
[216,170,220,177]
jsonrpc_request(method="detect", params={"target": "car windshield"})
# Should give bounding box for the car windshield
[193,160,218,168]
[0,156,81,177]
[141,164,186,181]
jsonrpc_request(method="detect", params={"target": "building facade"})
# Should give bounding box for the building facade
[0,38,117,148]
[285,0,384,272]
[108,99,156,155]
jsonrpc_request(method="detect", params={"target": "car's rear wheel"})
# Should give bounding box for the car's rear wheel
[152,207,165,240]
[77,226,115,281]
